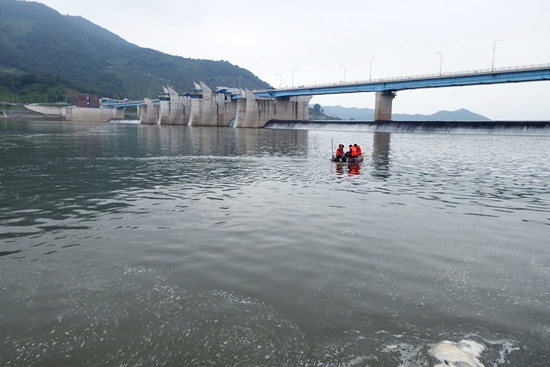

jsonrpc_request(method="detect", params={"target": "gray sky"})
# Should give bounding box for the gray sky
[38,0,550,120]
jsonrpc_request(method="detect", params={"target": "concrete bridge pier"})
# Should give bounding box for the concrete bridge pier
[374,91,396,121]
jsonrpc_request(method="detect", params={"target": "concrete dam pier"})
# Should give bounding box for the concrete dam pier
[140,83,311,128]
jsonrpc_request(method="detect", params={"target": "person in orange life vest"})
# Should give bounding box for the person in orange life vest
[349,144,358,158]
[335,144,344,160]
[354,144,362,156]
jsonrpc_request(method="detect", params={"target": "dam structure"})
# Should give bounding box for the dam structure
[138,83,311,128]
[23,83,311,127]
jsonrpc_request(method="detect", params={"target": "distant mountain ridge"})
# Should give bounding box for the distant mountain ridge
[320,106,490,121]
[0,0,270,101]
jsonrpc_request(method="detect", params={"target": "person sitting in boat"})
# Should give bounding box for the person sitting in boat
[334,144,345,161]
[343,146,351,159]
[349,144,358,159]
[354,144,362,156]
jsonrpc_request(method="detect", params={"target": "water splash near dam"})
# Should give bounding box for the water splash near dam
[264,120,550,135]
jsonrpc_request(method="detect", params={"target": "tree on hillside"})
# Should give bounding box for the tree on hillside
[312,103,323,115]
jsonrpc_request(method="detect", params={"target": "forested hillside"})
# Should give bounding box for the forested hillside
[0,0,270,103]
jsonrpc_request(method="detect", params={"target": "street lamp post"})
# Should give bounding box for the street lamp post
[340,64,346,83]
[436,52,443,75]
[492,39,501,72]
[369,57,375,81]
[276,73,282,88]
[292,68,298,87]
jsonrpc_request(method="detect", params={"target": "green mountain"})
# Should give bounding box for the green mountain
[321,105,490,121]
[0,0,270,103]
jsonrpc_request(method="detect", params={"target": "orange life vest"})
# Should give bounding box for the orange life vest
[335,146,344,156]
[356,145,362,155]
[350,146,357,157]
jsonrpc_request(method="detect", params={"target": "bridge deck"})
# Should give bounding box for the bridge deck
[254,63,550,98]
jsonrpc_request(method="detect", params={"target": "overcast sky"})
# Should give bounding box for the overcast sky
[37,0,550,120]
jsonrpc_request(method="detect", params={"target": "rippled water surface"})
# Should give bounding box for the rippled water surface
[1,121,549,366]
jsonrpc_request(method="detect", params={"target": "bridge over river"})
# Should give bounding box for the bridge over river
[254,63,550,121]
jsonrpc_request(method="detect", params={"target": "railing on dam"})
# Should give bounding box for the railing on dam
[259,62,550,94]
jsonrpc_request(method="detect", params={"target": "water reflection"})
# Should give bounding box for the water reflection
[0,124,315,250]
[137,126,310,157]
[334,163,344,175]
[348,163,361,175]
[371,131,391,179]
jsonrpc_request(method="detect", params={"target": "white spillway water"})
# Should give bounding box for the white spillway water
[109,119,141,124]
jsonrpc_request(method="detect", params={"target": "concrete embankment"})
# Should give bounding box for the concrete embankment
[1,104,125,123]
[1,106,62,121]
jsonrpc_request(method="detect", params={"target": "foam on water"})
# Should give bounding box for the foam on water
[0,264,307,366]
[430,340,485,366]
[0,263,529,367]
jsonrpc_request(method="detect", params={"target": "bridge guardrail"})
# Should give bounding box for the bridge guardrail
[266,62,550,91]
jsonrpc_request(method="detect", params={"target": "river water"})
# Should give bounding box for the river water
[1,120,549,366]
